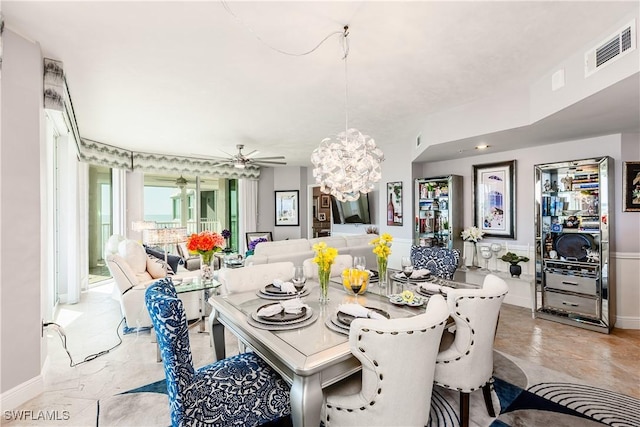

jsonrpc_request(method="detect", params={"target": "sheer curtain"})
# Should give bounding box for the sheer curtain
[238,179,258,253]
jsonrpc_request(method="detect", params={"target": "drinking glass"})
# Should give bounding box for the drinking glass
[353,256,366,271]
[401,256,414,287]
[292,266,306,294]
[480,246,492,271]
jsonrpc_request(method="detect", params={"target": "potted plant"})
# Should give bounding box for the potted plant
[500,252,530,278]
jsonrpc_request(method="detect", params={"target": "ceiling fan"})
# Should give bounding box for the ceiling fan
[199,144,287,169]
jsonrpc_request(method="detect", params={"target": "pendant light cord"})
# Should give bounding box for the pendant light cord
[341,26,350,135]
[221,1,344,57]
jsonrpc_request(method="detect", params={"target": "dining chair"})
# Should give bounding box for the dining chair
[433,273,509,427]
[145,280,292,427]
[209,261,295,360]
[323,295,449,426]
[302,254,353,279]
[410,246,461,280]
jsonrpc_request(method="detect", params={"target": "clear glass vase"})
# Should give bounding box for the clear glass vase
[377,256,388,288]
[200,251,215,283]
[318,268,330,304]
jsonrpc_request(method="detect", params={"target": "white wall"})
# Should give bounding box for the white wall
[1,29,44,404]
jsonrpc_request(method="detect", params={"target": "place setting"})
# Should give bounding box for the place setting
[325,303,391,336]
[248,298,318,330]
[391,256,434,283]
[256,268,310,300]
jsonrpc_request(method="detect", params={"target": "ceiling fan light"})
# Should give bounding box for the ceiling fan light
[234,160,246,169]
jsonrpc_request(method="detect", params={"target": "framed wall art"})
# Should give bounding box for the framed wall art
[387,181,403,226]
[473,160,516,238]
[275,190,299,226]
[321,194,331,208]
[623,161,640,212]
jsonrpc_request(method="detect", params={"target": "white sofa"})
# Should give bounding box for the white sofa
[244,234,378,269]
[105,235,201,328]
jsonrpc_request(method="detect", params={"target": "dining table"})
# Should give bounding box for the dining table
[208,273,475,427]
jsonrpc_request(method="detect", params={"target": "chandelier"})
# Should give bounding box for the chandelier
[311,26,384,202]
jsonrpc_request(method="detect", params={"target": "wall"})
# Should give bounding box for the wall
[419,133,639,328]
[1,30,44,405]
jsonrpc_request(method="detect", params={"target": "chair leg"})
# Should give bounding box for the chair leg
[482,382,496,417]
[459,391,470,427]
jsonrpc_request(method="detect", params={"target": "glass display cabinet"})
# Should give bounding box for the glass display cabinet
[414,175,462,253]
[534,156,613,333]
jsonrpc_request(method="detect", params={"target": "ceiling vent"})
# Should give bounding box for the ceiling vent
[585,20,636,77]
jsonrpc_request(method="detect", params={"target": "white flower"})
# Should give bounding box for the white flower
[461,226,484,243]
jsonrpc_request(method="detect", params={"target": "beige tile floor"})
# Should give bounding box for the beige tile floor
[4,281,639,426]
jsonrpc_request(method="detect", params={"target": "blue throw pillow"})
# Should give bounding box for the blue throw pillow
[144,245,182,273]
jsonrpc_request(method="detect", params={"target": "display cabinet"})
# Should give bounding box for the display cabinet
[534,156,613,333]
[414,175,462,252]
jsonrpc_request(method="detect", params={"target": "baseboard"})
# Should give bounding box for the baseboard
[614,315,640,330]
[0,373,44,411]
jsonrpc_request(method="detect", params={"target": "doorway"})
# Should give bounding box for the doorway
[308,186,331,238]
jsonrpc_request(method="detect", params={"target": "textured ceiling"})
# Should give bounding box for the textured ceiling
[3,1,639,167]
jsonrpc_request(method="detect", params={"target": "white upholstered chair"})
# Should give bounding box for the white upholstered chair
[302,254,353,279]
[434,274,509,427]
[323,295,449,427]
[208,261,295,360]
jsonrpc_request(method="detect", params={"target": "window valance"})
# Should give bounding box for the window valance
[79,138,133,170]
[132,152,261,179]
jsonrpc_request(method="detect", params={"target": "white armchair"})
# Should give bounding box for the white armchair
[434,274,509,427]
[105,236,200,328]
[323,295,449,426]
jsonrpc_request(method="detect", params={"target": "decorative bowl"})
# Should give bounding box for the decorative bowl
[342,269,370,295]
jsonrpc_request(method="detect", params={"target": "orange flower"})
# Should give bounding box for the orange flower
[186,231,225,255]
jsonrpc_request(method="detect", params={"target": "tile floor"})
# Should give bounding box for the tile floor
[4,281,639,426]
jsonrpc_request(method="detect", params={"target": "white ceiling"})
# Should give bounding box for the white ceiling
[4,1,639,167]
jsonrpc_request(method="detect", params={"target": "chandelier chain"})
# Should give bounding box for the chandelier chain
[221,1,344,57]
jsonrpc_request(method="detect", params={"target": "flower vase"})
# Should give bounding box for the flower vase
[377,257,388,288]
[318,268,330,304]
[472,243,479,268]
[200,252,215,283]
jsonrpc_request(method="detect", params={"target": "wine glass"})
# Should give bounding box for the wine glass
[490,243,502,272]
[292,266,306,295]
[480,246,492,271]
[401,256,414,287]
[342,269,368,302]
[353,256,366,271]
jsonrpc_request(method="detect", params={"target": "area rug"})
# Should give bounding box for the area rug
[97,350,640,427]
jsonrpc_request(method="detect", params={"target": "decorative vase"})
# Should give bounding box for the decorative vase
[318,268,330,304]
[472,242,479,268]
[377,256,388,288]
[200,252,215,283]
[509,264,522,278]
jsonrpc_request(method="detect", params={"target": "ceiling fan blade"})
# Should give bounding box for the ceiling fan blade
[251,156,286,160]
[244,150,259,158]
[253,160,287,165]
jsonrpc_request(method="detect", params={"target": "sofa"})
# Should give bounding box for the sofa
[105,235,201,328]
[244,234,378,269]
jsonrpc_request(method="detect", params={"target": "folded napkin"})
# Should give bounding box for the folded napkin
[420,283,443,293]
[273,279,297,294]
[337,304,386,320]
[257,299,310,317]
[410,269,431,278]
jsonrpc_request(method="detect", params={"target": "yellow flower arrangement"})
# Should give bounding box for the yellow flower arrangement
[312,242,338,303]
[370,233,393,259]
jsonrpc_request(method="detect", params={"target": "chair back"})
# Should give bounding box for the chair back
[217,261,295,294]
[325,295,449,426]
[303,254,353,279]
[145,280,195,426]
[410,246,460,279]
[435,274,509,392]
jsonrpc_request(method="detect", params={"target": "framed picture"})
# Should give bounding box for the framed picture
[321,195,331,208]
[623,161,640,212]
[473,160,516,238]
[318,212,326,221]
[275,190,299,226]
[387,181,403,226]
[246,232,273,247]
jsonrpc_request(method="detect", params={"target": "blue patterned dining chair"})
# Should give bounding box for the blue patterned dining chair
[145,280,291,427]
[410,246,461,280]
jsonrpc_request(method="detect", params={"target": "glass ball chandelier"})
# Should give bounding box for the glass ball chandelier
[311,26,384,202]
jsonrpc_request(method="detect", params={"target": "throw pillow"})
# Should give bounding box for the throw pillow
[146,254,175,279]
[144,245,182,273]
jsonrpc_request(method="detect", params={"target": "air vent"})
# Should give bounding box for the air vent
[585,20,636,77]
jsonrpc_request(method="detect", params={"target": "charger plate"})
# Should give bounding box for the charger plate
[251,307,313,326]
[248,311,318,331]
[263,284,305,295]
[391,272,434,283]
[256,288,310,300]
[336,307,390,326]
[325,317,349,336]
